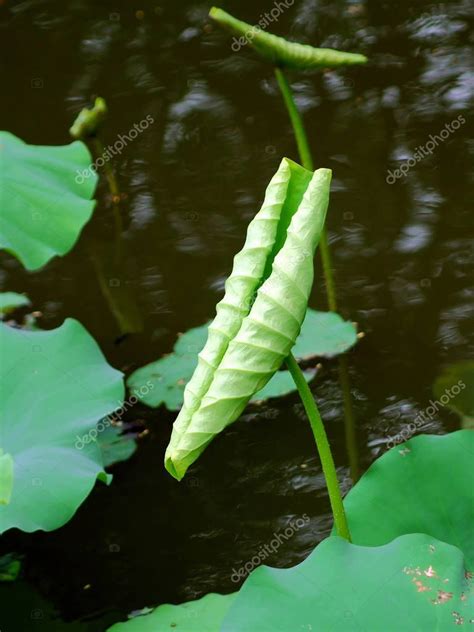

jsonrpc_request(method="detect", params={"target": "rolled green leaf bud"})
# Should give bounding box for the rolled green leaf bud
[209,7,367,70]
[69,97,108,140]
[165,158,331,479]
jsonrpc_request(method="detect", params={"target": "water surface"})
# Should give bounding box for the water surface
[0,0,472,629]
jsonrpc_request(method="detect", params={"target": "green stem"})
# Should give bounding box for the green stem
[274,67,314,171]
[276,67,359,501]
[275,67,337,312]
[286,353,351,541]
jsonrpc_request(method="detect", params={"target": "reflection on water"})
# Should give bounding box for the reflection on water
[0,0,472,628]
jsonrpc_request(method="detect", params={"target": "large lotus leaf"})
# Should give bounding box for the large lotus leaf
[0,132,97,270]
[165,159,331,479]
[210,7,367,70]
[0,292,30,316]
[434,362,474,428]
[0,319,124,534]
[222,534,474,631]
[341,431,474,566]
[108,593,238,632]
[127,309,355,410]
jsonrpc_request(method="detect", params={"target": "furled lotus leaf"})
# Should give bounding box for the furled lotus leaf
[209,7,367,70]
[107,593,238,632]
[0,319,124,534]
[341,431,474,566]
[0,132,97,270]
[165,158,331,480]
[222,534,473,631]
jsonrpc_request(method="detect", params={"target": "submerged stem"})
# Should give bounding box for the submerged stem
[338,355,359,483]
[286,352,351,541]
[91,138,123,262]
[274,67,337,312]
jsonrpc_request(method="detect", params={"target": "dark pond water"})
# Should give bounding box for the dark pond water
[0,0,473,629]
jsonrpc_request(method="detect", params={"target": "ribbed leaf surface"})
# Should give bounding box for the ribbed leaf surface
[165,158,331,479]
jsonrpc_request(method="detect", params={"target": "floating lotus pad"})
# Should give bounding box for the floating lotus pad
[0,319,124,534]
[108,593,238,632]
[0,132,97,270]
[127,309,356,410]
[98,425,137,468]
